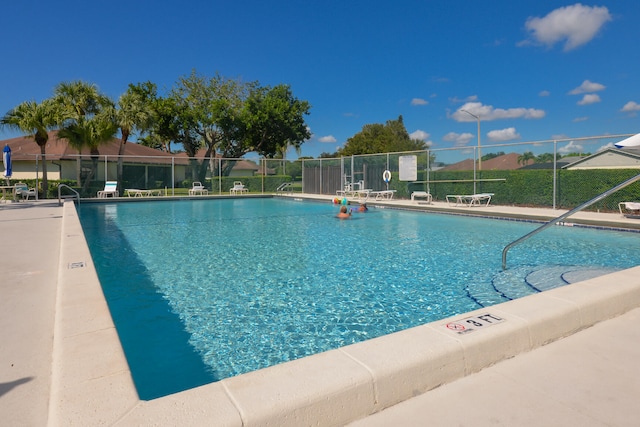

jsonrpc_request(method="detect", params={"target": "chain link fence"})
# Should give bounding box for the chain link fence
[11,134,640,211]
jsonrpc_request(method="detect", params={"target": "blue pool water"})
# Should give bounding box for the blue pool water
[78,198,640,399]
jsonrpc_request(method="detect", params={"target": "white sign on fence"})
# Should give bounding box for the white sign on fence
[399,155,417,181]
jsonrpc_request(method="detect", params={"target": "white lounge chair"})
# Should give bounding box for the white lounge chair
[97,181,119,198]
[229,181,248,195]
[189,182,208,196]
[411,191,432,203]
[619,202,640,218]
[446,193,493,207]
[14,182,36,200]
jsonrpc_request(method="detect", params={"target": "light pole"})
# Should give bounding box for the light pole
[461,109,481,170]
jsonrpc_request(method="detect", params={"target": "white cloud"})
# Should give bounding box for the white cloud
[539,90,550,97]
[452,102,545,122]
[558,140,584,154]
[572,116,589,122]
[487,127,521,142]
[411,98,428,106]
[521,4,612,51]
[569,79,606,94]
[410,130,430,141]
[621,101,640,112]
[318,135,337,143]
[577,94,601,106]
[443,131,474,147]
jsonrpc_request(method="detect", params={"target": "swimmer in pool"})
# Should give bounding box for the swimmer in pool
[337,205,351,219]
[357,203,368,212]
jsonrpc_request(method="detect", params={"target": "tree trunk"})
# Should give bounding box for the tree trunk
[117,133,128,190]
[39,144,49,198]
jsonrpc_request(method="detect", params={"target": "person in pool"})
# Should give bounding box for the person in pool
[337,205,352,219]
[357,203,368,212]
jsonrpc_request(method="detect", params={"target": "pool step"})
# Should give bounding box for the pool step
[469,265,621,307]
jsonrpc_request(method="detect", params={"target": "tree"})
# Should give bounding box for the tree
[338,116,426,156]
[54,81,116,193]
[535,152,555,163]
[114,82,155,188]
[241,84,311,158]
[170,70,250,180]
[1,98,59,196]
[517,151,535,166]
[170,70,311,180]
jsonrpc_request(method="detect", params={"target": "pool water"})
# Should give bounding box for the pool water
[78,198,640,399]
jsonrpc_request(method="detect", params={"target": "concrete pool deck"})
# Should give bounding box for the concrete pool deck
[1,195,640,426]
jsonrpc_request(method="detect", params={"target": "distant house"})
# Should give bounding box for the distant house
[519,157,584,170]
[2,132,177,186]
[0,132,268,186]
[562,148,640,170]
[439,153,532,171]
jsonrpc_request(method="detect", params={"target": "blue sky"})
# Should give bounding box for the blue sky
[1,1,638,158]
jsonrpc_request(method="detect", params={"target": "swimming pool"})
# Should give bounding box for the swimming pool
[78,198,640,399]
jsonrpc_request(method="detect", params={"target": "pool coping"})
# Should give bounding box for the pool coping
[50,198,640,426]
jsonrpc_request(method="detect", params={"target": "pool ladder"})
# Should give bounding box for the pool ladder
[58,184,80,206]
[276,182,295,194]
[502,172,640,270]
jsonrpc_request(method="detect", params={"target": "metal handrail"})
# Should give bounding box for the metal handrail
[58,184,80,206]
[502,172,640,270]
[276,182,294,193]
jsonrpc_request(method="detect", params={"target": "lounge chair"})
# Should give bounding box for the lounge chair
[619,202,640,218]
[189,181,208,196]
[371,190,396,201]
[125,189,162,197]
[446,193,493,207]
[97,181,118,198]
[411,191,432,203]
[230,181,248,195]
[14,182,37,200]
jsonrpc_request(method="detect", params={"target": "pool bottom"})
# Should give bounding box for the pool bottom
[53,200,640,426]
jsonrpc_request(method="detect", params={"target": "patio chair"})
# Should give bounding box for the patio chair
[411,191,432,203]
[97,181,118,198]
[230,181,248,195]
[618,202,640,218]
[14,182,37,200]
[446,193,493,207]
[189,181,208,196]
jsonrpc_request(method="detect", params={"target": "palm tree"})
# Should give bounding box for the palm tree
[114,84,154,189]
[57,115,117,194]
[0,99,59,197]
[54,81,111,119]
[54,81,115,193]
[517,151,536,166]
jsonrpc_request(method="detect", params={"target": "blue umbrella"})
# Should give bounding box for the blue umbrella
[2,144,11,179]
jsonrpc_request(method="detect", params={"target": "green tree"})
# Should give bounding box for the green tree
[54,81,116,193]
[535,152,555,163]
[1,98,59,196]
[170,70,250,180]
[338,116,425,156]
[140,95,180,153]
[517,151,535,166]
[170,70,311,180]
[241,84,311,158]
[114,82,155,188]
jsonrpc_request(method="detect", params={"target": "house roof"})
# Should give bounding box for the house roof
[0,132,258,170]
[439,153,531,171]
[562,148,640,169]
[1,131,174,163]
